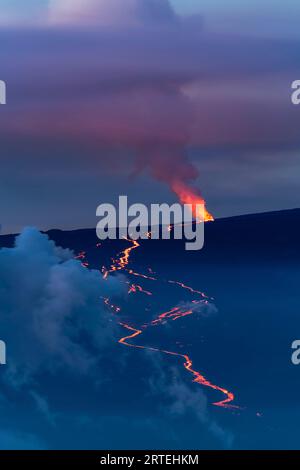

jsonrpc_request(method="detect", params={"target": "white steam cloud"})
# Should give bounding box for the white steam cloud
[0,227,124,385]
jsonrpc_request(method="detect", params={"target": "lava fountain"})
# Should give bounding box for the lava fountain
[171,180,214,222]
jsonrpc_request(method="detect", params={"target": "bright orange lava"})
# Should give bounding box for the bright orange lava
[168,280,213,300]
[101,237,238,410]
[118,322,236,409]
[128,282,152,296]
[151,306,194,325]
[172,181,214,222]
[127,269,157,281]
[74,251,90,268]
[103,238,140,278]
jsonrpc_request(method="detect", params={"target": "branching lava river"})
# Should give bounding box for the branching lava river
[78,236,239,410]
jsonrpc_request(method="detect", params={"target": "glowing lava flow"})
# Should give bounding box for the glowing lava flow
[118,321,236,409]
[127,269,157,281]
[128,283,153,296]
[100,235,237,409]
[168,280,212,300]
[102,297,121,313]
[103,237,157,282]
[75,251,89,268]
[103,238,140,278]
[151,306,194,325]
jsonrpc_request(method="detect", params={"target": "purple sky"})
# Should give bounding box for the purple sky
[0,0,299,232]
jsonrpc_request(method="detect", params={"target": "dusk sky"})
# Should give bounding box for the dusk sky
[1,1,300,455]
[0,0,300,233]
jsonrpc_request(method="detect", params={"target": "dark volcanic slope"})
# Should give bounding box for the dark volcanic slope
[1,208,300,265]
[1,209,300,449]
[204,208,300,265]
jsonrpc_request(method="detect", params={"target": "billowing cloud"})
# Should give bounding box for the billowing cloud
[167,381,234,449]
[1,24,299,222]
[0,230,230,448]
[149,363,233,449]
[0,228,124,385]
[0,1,299,228]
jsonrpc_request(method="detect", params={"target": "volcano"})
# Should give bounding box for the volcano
[1,208,300,449]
